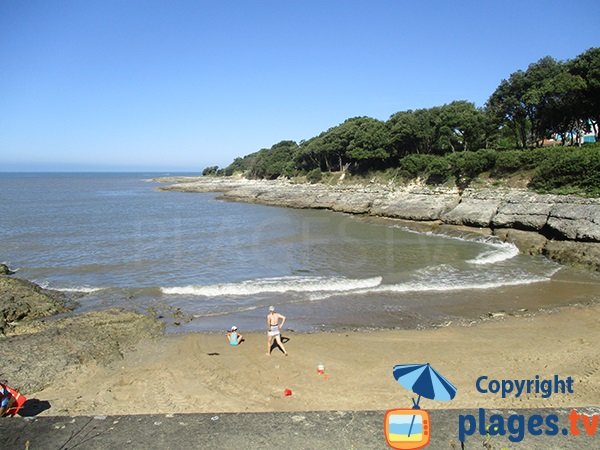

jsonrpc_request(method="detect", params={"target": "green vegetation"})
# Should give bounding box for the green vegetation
[529,145,600,196]
[203,48,600,196]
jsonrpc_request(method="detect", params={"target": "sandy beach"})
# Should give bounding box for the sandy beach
[32,302,600,416]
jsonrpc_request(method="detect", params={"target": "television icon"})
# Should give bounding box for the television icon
[384,408,431,450]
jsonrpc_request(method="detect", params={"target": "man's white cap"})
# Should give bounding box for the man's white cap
[231,326,237,331]
[268,305,275,312]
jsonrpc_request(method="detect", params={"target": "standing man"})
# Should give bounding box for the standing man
[266,305,288,356]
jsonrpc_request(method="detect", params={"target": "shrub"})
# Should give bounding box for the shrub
[426,157,452,184]
[397,154,435,179]
[494,150,525,174]
[306,168,322,183]
[529,146,600,196]
[461,150,497,178]
[202,166,219,176]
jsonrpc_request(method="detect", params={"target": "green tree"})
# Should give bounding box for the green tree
[388,108,441,156]
[297,117,390,173]
[437,101,486,152]
[224,153,259,176]
[538,69,586,144]
[569,47,600,141]
[487,70,530,148]
[249,140,299,179]
[202,165,219,176]
[343,117,391,171]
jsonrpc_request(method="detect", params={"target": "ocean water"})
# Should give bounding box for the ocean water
[0,173,563,332]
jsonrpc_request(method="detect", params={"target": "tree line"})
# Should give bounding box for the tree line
[208,47,599,181]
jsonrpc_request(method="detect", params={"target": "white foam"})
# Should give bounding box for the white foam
[161,276,383,297]
[55,286,103,293]
[466,241,520,265]
[309,275,552,301]
[370,276,550,293]
[397,226,520,265]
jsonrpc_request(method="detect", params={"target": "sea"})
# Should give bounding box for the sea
[0,172,577,333]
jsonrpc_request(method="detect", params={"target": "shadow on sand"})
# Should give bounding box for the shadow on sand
[18,399,52,417]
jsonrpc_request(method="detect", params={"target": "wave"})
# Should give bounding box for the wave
[308,274,553,301]
[397,226,520,265]
[161,275,383,297]
[370,276,550,293]
[466,241,520,265]
[54,286,103,293]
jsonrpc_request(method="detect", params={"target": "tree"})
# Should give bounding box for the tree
[296,117,390,173]
[569,47,600,141]
[387,110,422,157]
[224,153,259,176]
[343,117,391,170]
[388,108,441,156]
[202,165,219,176]
[537,69,586,145]
[521,56,564,145]
[437,101,486,152]
[487,57,569,147]
[487,70,530,148]
[249,140,299,179]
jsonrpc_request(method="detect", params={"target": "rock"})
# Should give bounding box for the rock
[493,229,548,255]
[442,189,504,227]
[331,193,372,214]
[493,194,554,231]
[2,308,164,393]
[0,264,15,275]
[442,198,500,227]
[371,192,459,221]
[545,203,600,241]
[543,241,600,271]
[0,276,70,334]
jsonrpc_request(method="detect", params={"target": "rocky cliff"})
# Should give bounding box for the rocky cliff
[158,177,600,271]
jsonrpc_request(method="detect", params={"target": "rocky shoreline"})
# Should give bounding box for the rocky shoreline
[158,176,600,271]
[1,267,163,394]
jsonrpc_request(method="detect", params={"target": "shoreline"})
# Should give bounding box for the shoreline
[32,302,600,416]
[156,176,600,271]
[3,267,598,417]
[3,177,599,417]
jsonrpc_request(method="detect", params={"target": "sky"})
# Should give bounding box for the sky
[1,1,599,172]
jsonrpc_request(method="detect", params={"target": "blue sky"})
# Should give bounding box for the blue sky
[1,1,599,172]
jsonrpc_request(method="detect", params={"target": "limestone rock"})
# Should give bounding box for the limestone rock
[0,264,15,275]
[2,309,164,393]
[442,198,501,227]
[545,203,600,241]
[493,229,548,255]
[0,277,69,334]
[543,240,600,271]
[371,192,459,221]
[493,197,553,231]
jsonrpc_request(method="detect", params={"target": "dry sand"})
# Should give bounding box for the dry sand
[33,303,600,416]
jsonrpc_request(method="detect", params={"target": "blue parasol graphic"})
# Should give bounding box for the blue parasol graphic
[392,363,457,436]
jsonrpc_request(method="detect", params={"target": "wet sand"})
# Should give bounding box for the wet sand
[33,302,600,416]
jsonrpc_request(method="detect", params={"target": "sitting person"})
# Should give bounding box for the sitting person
[226,326,244,346]
[0,383,16,417]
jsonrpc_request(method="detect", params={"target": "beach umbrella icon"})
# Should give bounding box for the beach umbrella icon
[392,363,457,437]
[393,363,457,406]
